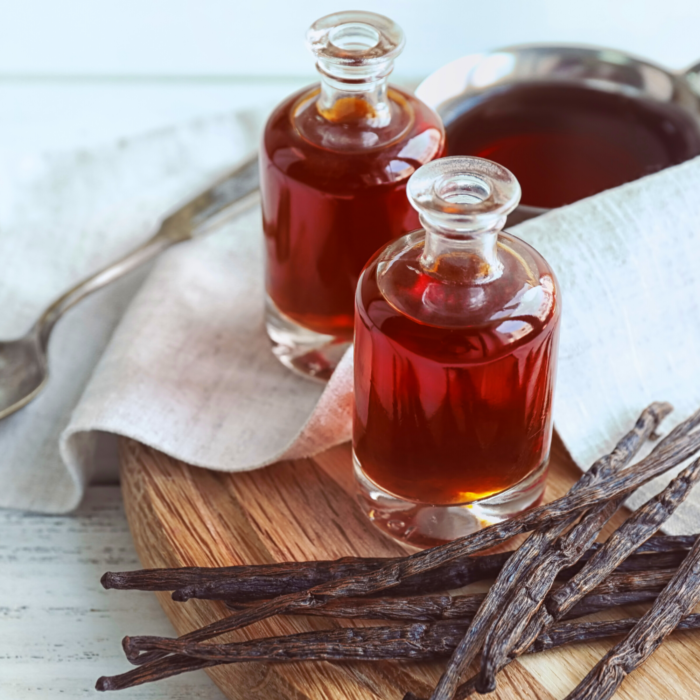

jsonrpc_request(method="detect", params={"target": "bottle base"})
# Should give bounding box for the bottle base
[354,454,550,549]
[265,296,351,382]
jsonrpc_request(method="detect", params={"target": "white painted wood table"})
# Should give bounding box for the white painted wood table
[0,486,224,699]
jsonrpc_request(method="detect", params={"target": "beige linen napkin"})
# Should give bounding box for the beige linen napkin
[515,158,700,532]
[65,156,700,534]
[0,108,267,512]
[62,206,353,480]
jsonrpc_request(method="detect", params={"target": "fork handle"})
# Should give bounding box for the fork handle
[34,156,260,345]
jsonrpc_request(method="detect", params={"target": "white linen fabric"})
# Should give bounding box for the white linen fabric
[4,111,700,535]
[515,160,700,533]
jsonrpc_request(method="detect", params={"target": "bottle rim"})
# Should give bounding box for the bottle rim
[408,156,522,231]
[306,11,405,74]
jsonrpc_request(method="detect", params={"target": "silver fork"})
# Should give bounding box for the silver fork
[0,155,259,421]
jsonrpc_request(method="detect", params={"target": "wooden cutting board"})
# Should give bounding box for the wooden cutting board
[119,436,700,700]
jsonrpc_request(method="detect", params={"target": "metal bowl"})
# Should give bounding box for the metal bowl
[416,44,700,224]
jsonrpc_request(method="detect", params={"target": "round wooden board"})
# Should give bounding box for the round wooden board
[119,436,700,700]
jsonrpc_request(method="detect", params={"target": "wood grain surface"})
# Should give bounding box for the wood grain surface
[119,436,700,700]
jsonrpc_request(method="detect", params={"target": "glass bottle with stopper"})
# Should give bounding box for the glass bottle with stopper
[353,156,561,547]
[261,11,446,380]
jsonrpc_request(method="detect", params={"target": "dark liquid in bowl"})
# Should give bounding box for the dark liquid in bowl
[446,83,700,209]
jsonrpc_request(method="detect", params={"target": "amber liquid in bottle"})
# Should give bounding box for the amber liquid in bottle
[354,236,559,505]
[261,11,445,379]
[354,157,561,547]
[262,88,445,339]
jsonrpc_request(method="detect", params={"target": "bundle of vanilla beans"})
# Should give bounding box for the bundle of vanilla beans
[98,402,700,700]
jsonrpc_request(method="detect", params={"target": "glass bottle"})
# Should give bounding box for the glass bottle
[353,156,561,548]
[261,11,446,380]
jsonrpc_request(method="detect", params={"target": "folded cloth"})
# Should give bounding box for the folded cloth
[63,206,353,483]
[0,108,268,512]
[515,160,700,533]
[5,110,700,534]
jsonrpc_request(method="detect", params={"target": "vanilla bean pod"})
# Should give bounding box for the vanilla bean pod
[426,402,670,700]
[567,534,700,700]
[101,623,475,691]
[535,612,700,650]
[612,547,693,573]
[586,567,675,597]
[179,535,693,604]
[629,534,697,552]
[97,655,213,692]
[224,567,674,622]
[476,456,700,694]
[96,614,700,692]
[173,552,512,603]
[124,404,700,669]
[223,588,662,622]
[217,548,696,615]
[101,558,393,594]
[100,533,695,601]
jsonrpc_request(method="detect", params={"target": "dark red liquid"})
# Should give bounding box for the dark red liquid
[446,83,700,209]
[354,239,560,506]
[261,86,445,339]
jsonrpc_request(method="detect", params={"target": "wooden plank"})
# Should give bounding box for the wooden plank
[119,436,700,699]
[0,486,221,699]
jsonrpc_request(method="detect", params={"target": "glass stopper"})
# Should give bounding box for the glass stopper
[407,156,521,233]
[306,11,405,80]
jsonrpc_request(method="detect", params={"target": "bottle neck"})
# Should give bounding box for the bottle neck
[420,217,504,283]
[316,65,392,127]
